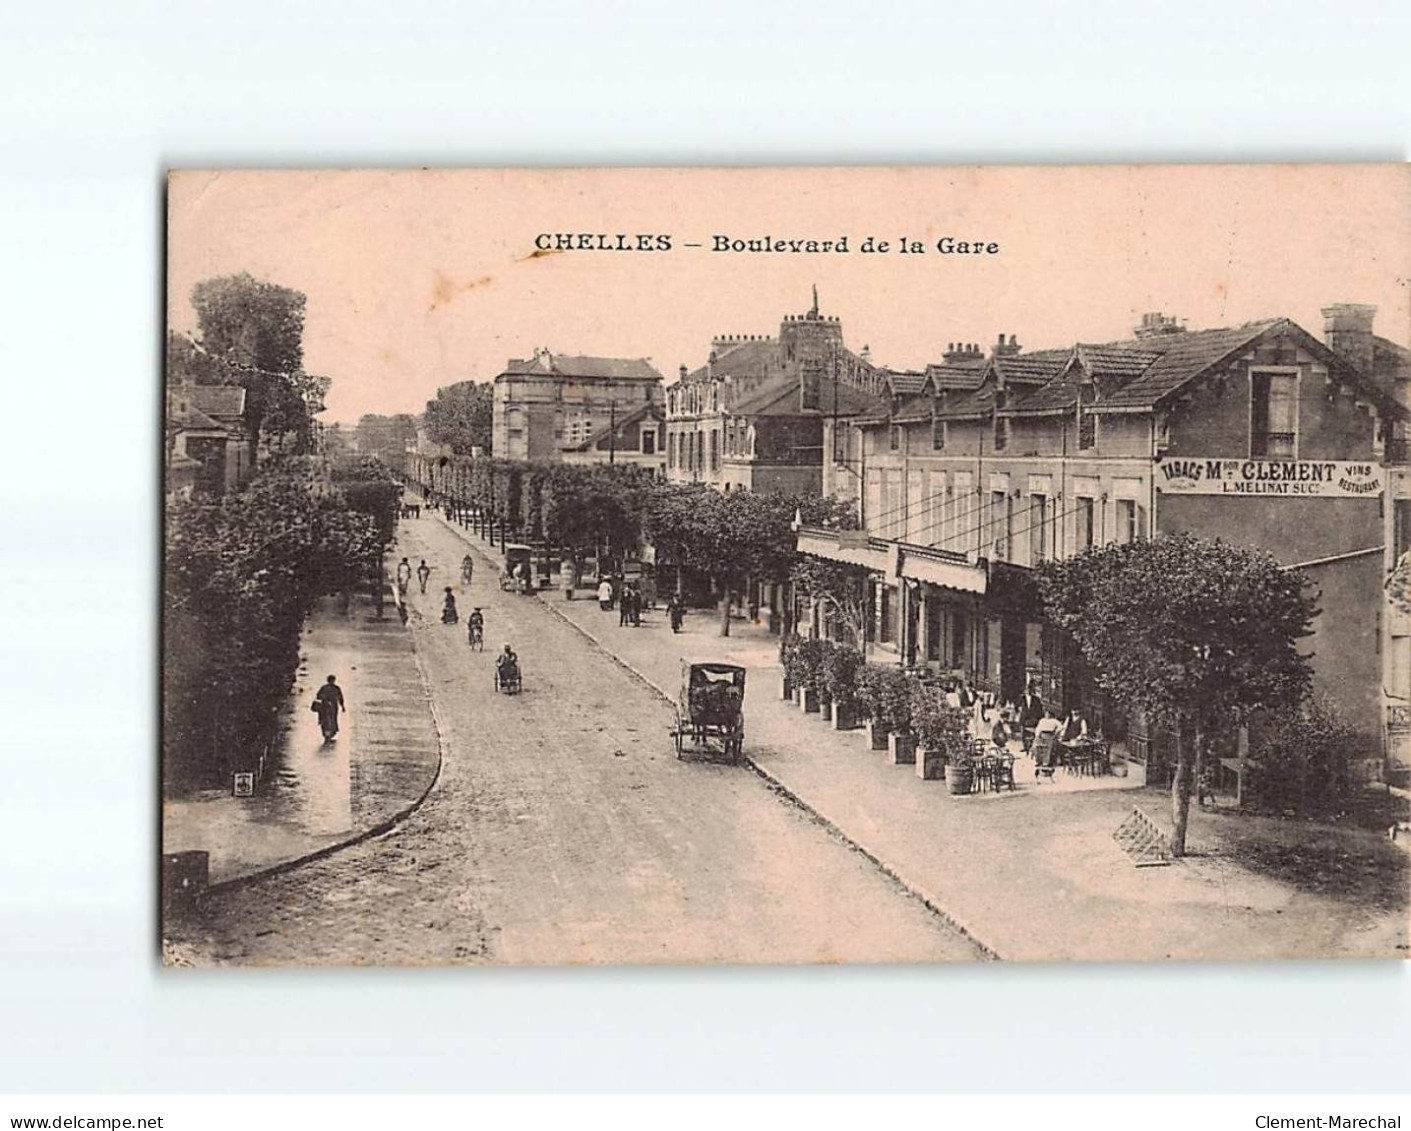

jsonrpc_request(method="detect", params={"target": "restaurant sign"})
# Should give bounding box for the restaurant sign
[1155,458,1384,498]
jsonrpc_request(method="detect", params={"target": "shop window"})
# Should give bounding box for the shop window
[1251,370,1297,458]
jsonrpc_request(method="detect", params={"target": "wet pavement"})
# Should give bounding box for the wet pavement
[162,590,440,886]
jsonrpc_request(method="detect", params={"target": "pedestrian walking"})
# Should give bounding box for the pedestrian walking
[667,592,684,633]
[417,559,431,594]
[598,577,614,612]
[619,584,632,626]
[441,587,459,624]
[630,586,642,626]
[312,675,345,742]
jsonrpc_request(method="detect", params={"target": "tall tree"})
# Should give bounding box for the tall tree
[424,380,494,455]
[1038,533,1317,855]
[189,273,324,448]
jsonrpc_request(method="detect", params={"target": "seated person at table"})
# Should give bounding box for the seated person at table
[989,712,1012,752]
[1059,708,1089,746]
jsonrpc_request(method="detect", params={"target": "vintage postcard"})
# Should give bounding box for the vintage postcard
[162,165,1411,966]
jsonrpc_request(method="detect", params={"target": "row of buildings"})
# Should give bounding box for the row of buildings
[447,292,1409,774]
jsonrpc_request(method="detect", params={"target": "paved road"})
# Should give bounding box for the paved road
[167,516,983,966]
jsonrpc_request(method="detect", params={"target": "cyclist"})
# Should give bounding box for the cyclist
[461,554,475,585]
[416,559,431,594]
[467,607,485,649]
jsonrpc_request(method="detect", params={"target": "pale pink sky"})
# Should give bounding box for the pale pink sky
[167,166,1410,424]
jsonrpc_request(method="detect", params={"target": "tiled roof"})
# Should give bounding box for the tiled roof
[993,350,1070,385]
[727,372,886,419]
[1003,378,1083,417]
[934,387,998,420]
[882,369,928,395]
[183,385,247,419]
[167,394,224,433]
[924,361,988,392]
[681,338,777,384]
[1092,320,1281,409]
[502,354,664,381]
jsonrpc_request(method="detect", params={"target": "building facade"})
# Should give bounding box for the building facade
[802,311,1403,765]
[491,348,664,464]
[664,292,886,494]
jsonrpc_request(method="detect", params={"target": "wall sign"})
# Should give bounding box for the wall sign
[1155,458,1384,498]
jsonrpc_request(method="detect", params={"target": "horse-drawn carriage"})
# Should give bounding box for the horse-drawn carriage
[670,661,745,763]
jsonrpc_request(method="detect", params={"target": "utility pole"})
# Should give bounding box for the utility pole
[609,397,616,465]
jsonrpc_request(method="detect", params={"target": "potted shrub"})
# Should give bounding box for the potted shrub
[777,634,800,700]
[913,686,969,781]
[823,643,865,731]
[795,637,828,714]
[879,667,918,765]
[856,664,892,750]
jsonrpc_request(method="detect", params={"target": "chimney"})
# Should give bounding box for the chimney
[1322,303,1377,373]
[1133,312,1185,339]
[992,332,1022,358]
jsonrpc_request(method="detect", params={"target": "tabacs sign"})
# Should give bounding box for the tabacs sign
[1155,458,1384,498]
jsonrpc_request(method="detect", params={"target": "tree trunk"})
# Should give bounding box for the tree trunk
[1170,724,1193,858]
[719,587,732,637]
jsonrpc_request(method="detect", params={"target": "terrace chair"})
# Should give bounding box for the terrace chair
[992,754,1016,792]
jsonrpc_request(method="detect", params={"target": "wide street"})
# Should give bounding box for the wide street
[168,514,984,966]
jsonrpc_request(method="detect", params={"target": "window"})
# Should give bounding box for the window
[993,415,1008,452]
[889,424,901,451]
[1031,493,1048,562]
[641,429,656,455]
[710,429,720,473]
[990,490,1011,561]
[1116,498,1137,544]
[1078,410,1096,450]
[1077,496,1096,550]
[1251,369,1297,457]
[932,415,946,451]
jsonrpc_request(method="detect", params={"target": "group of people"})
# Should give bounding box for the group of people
[947,678,1094,761]
[395,557,433,596]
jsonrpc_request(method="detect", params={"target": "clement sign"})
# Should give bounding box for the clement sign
[1155,458,1384,498]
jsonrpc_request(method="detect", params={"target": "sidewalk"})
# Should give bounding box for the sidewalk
[440,510,1408,962]
[163,588,443,887]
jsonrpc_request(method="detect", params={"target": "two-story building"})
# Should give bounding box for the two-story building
[491,348,665,467]
[665,292,886,494]
[802,311,1404,763]
[164,384,252,501]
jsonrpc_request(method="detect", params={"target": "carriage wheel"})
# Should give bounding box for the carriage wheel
[673,711,685,758]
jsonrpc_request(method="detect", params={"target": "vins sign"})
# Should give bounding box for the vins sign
[1155,458,1384,498]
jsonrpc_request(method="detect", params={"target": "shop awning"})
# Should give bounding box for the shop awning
[901,552,987,595]
[796,528,891,572]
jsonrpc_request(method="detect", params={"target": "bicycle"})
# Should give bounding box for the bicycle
[468,621,484,651]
